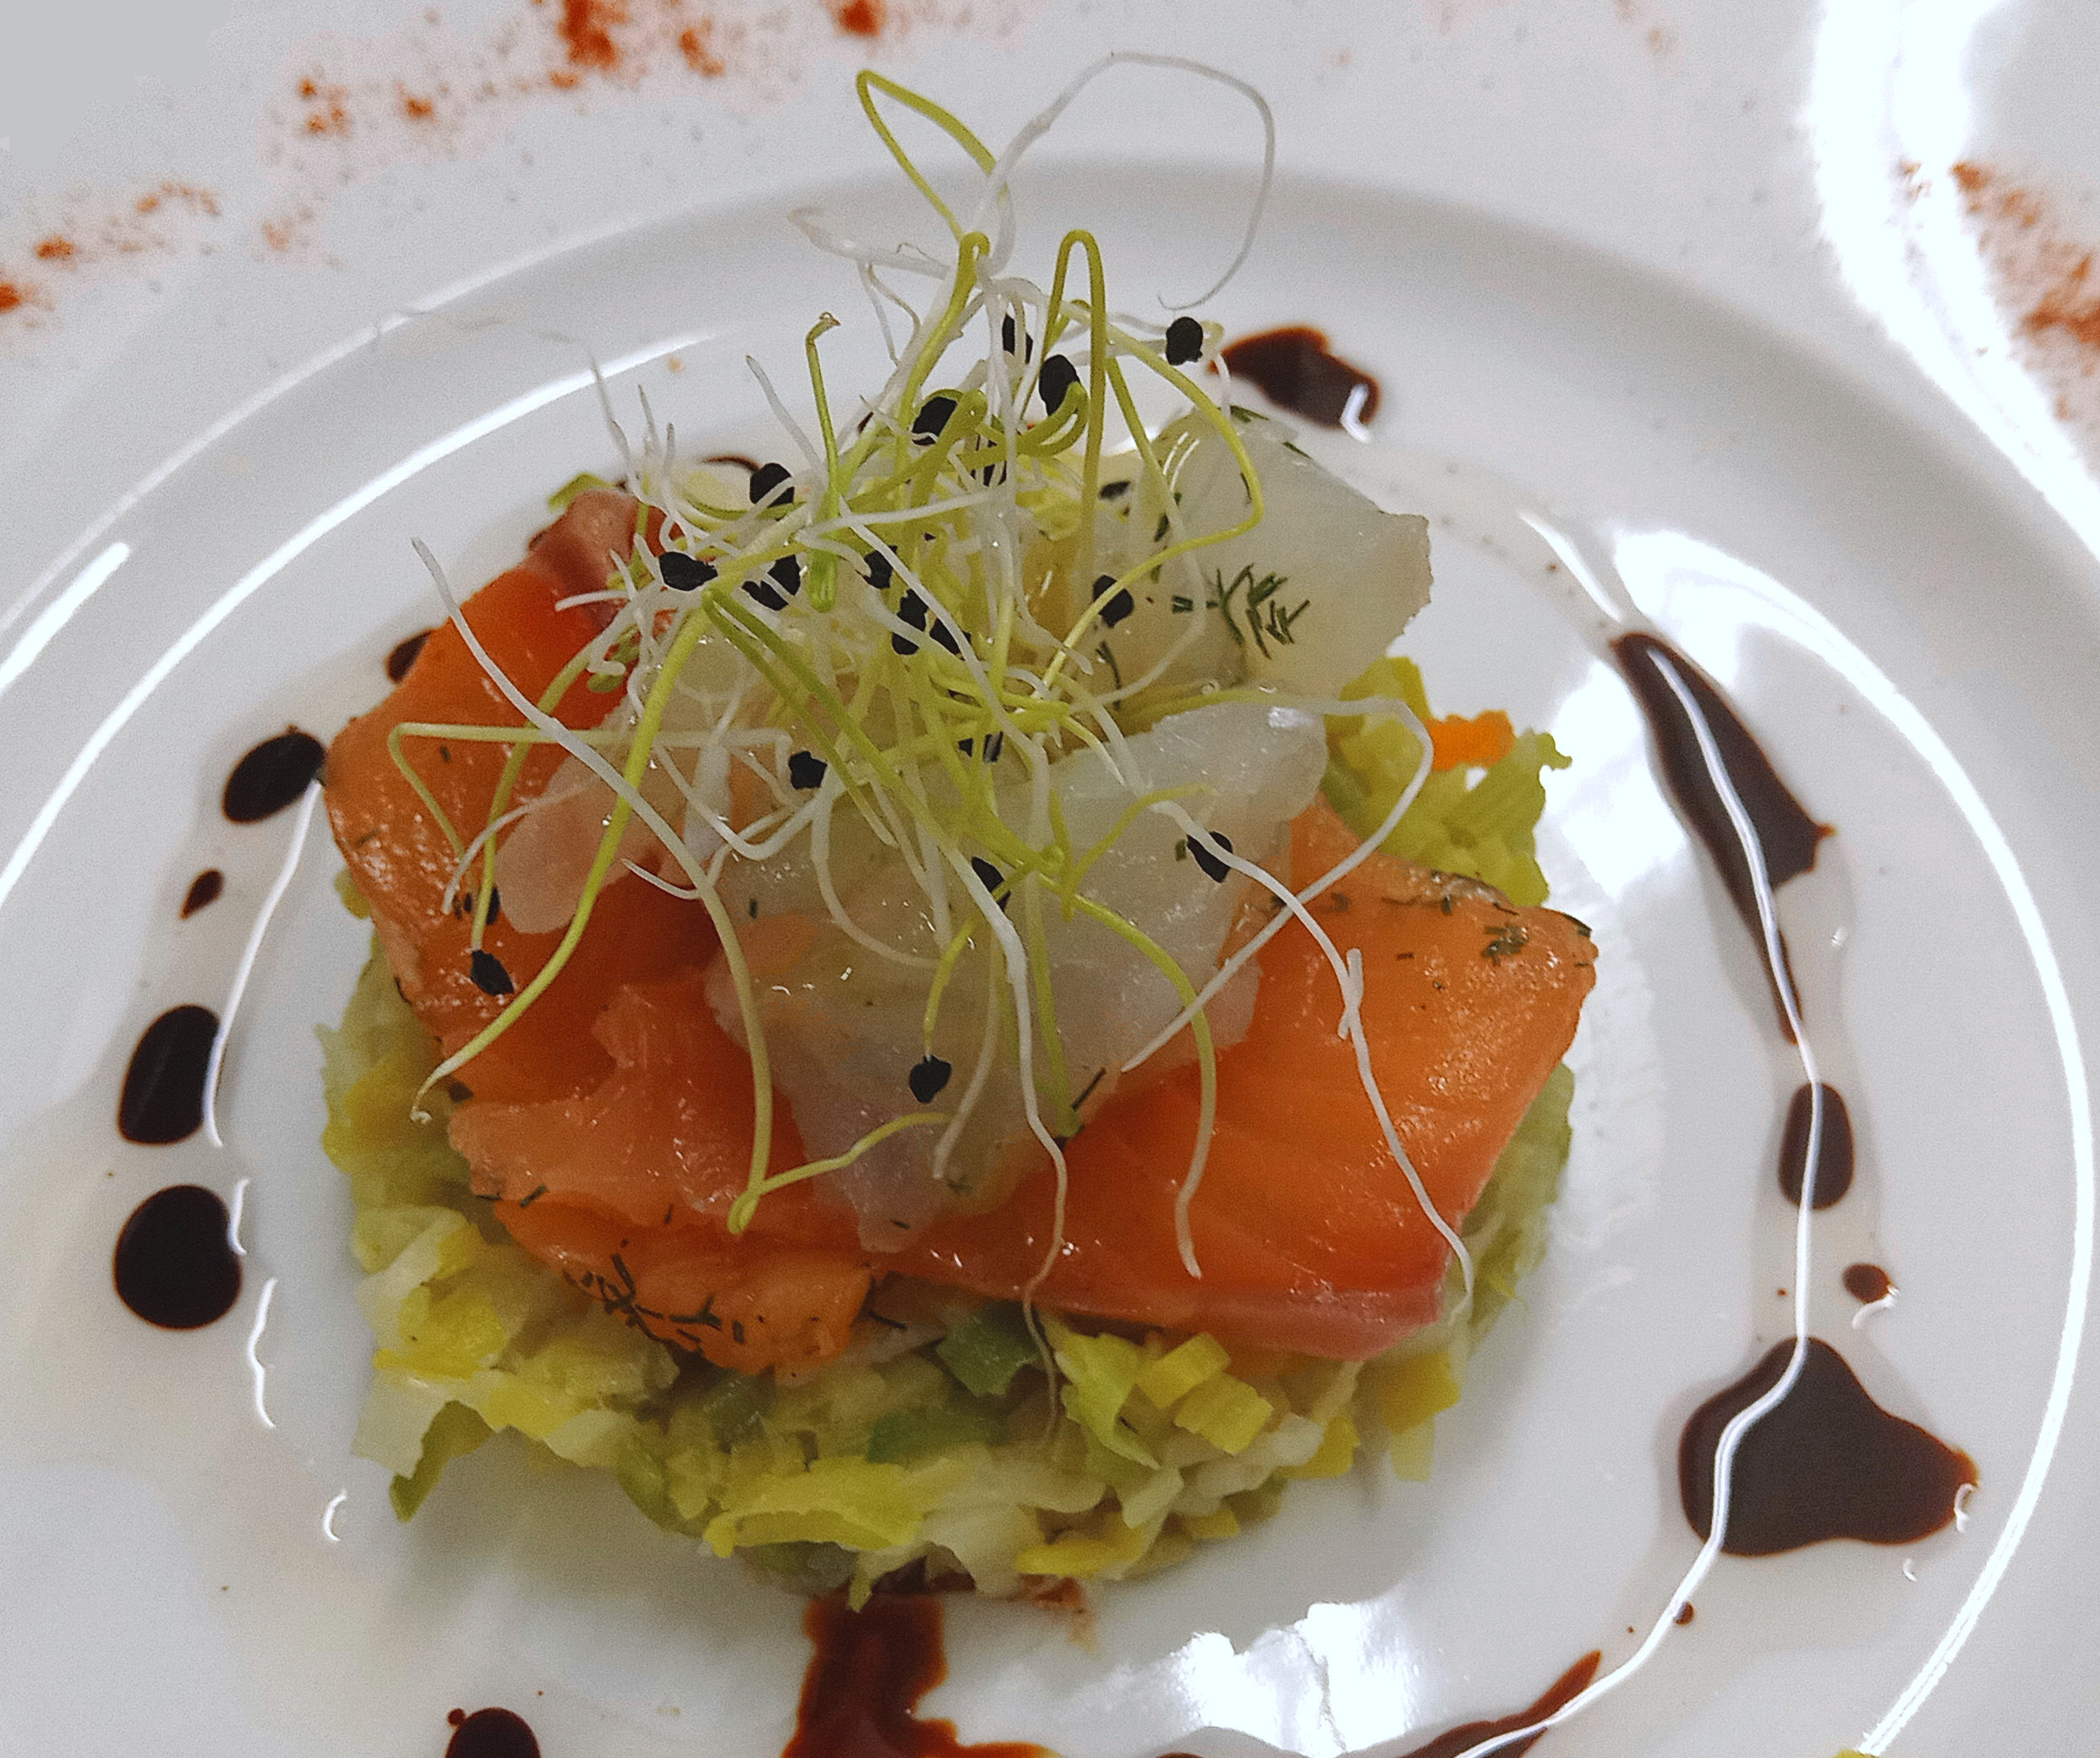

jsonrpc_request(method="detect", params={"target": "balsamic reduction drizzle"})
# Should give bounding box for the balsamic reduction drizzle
[1389,1651,1602,1758]
[1614,630,1974,1567]
[1776,1081,1855,1209]
[1220,326,1381,429]
[222,729,325,823]
[1679,1339,1976,1555]
[446,1706,540,1758]
[1611,633,1828,1038]
[118,1004,219,1144]
[786,1595,1045,1758]
[1843,1263,1894,1304]
[112,1184,242,1329]
[180,869,224,918]
[386,629,432,685]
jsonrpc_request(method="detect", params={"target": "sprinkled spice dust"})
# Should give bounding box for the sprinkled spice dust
[556,0,626,71]
[679,21,726,74]
[6,2,1036,302]
[1,183,222,320]
[1939,161,2100,434]
[834,0,887,35]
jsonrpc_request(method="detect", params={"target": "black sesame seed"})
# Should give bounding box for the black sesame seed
[742,578,788,612]
[930,619,960,655]
[659,550,717,592]
[970,856,1005,900]
[768,554,802,597]
[891,631,921,657]
[1100,588,1135,628]
[956,738,973,757]
[1098,478,1133,500]
[1001,314,1031,358]
[908,1054,953,1103]
[1164,315,1204,365]
[787,750,828,790]
[865,549,894,590]
[1188,831,1234,883]
[749,461,792,505]
[913,395,957,441]
[897,589,930,630]
[983,732,1004,762]
[1038,354,1080,412]
[468,949,514,995]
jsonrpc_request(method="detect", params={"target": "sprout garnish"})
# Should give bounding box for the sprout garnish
[384,61,1466,1308]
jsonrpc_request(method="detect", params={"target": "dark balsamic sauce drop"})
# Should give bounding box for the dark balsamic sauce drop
[1844,1263,1895,1304]
[1679,1338,1976,1555]
[223,728,325,822]
[386,629,432,684]
[446,1706,540,1758]
[785,1595,1046,1758]
[1219,326,1381,429]
[1611,632,1829,1037]
[180,869,224,918]
[118,1003,219,1144]
[1776,1081,1856,1209]
[1388,1651,1602,1758]
[113,1184,242,1328]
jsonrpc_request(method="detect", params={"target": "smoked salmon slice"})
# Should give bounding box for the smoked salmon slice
[324,489,719,1105]
[895,800,1595,1358]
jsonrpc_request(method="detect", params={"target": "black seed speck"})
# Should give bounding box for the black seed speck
[908,1055,953,1102]
[913,395,957,440]
[469,949,514,995]
[970,856,1005,901]
[749,462,793,505]
[1039,354,1080,412]
[865,549,894,590]
[768,554,802,598]
[1164,315,1204,365]
[788,751,829,790]
[1188,832,1233,882]
[659,550,717,592]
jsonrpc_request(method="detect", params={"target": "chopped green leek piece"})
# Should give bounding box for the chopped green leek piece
[866,1400,1008,1463]
[936,1302,1038,1398]
[390,1401,492,1521]
[547,470,615,512]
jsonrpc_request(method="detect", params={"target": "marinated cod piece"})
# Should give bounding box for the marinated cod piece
[1035,409,1432,703]
[704,697,1329,1247]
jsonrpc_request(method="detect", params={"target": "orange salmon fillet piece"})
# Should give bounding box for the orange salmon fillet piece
[450,974,873,1375]
[324,489,718,1105]
[892,801,1595,1358]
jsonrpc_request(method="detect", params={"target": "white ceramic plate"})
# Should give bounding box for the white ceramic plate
[5,7,2100,1755]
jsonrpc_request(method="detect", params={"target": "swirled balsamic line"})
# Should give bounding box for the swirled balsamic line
[1610,632,1972,1553]
[112,726,326,1325]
